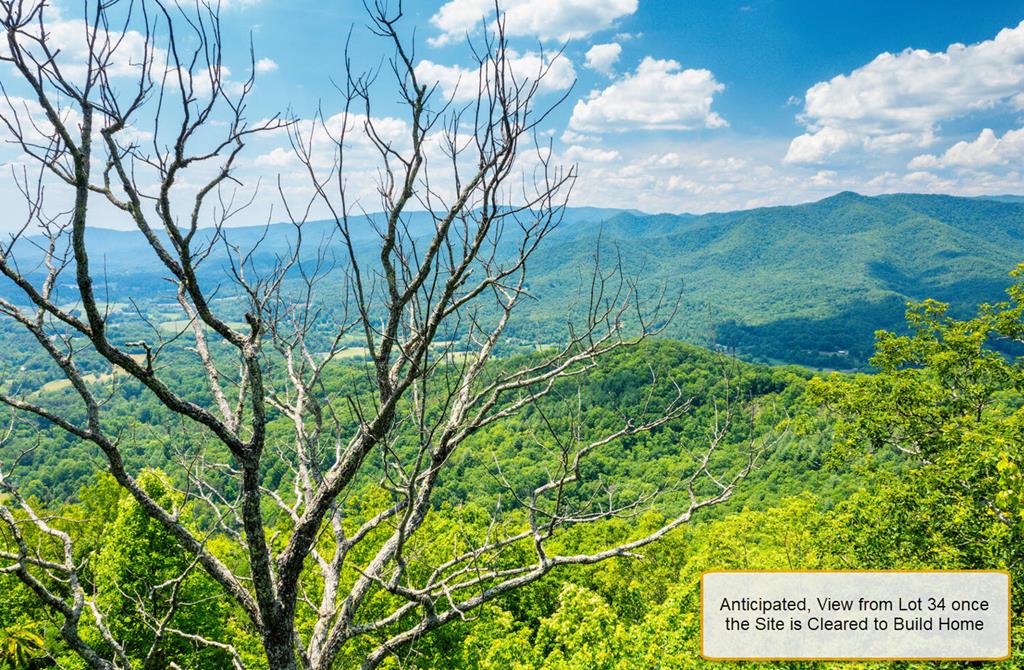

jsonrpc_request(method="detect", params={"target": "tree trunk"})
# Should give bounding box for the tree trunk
[263,628,298,670]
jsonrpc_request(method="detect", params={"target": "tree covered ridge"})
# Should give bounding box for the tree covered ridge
[3,191,1021,376]
[3,266,1023,668]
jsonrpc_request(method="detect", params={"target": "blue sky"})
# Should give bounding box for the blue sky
[217,0,1024,212]
[4,0,1024,226]
[238,0,1024,141]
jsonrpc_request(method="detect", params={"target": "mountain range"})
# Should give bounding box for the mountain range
[6,192,1022,369]
[526,191,1024,367]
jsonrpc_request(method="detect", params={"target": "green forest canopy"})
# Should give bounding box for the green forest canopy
[2,266,1023,669]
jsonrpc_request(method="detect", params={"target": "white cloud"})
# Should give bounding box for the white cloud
[569,57,727,132]
[0,8,253,101]
[0,94,158,151]
[257,113,409,166]
[254,57,279,74]
[253,146,294,167]
[564,143,802,213]
[785,20,1024,164]
[0,96,82,146]
[0,15,158,81]
[561,129,596,143]
[563,145,620,163]
[429,0,637,46]
[783,127,858,165]
[558,133,1024,214]
[903,170,946,186]
[584,43,622,76]
[809,170,838,187]
[909,127,1024,169]
[415,51,575,102]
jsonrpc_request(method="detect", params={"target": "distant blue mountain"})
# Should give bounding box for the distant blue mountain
[5,194,1022,369]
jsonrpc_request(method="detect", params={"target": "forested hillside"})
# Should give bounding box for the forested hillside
[2,186,1022,665]
[6,193,1019,374]
[522,192,1024,368]
[0,338,834,507]
[3,276,1023,668]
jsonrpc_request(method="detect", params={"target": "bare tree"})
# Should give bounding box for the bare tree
[0,1,778,668]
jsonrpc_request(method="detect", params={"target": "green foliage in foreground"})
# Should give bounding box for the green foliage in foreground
[2,268,1024,668]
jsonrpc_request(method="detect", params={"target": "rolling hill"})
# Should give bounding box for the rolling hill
[4,192,1022,369]
[518,191,1024,368]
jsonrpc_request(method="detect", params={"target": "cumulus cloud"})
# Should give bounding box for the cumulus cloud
[584,43,622,76]
[415,51,575,102]
[783,127,859,165]
[245,111,431,215]
[0,6,254,101]
[252,112,410,171]
[563,145,803,213]
[785,20,1024,164]
[561,129,596,144]
[809,170,838,187]
[252,146,295,168]
[0,16,157,82]
[429,0,637,46]
[569,57,727,132]
[561,135,1024,214]
[254,57,278,74]
[563,145,621,163]
[247,110,557,215]
[909,127,1024,169]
